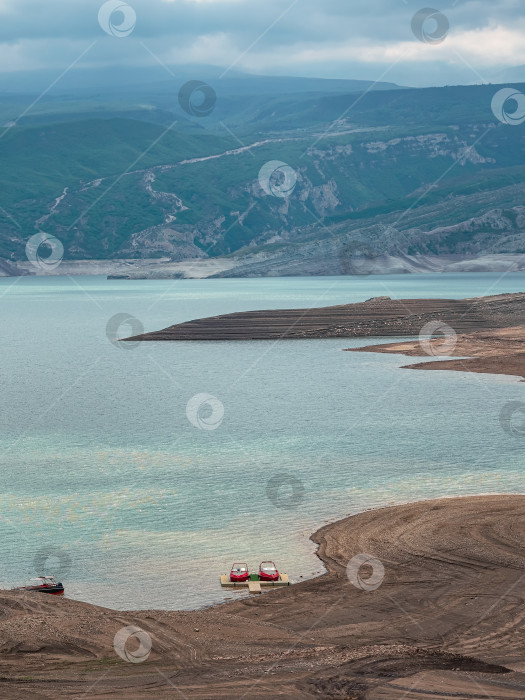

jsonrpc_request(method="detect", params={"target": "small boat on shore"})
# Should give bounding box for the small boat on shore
[230,563,249,582]
[222,560,288,593]
[259,561,279,582]
[221,564,289,591]
[16,576,64,595]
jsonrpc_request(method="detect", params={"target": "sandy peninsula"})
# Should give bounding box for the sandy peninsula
[2,495,525,698]
[127,291,525,381]
[125,292,525,341]
[350,325,525,380]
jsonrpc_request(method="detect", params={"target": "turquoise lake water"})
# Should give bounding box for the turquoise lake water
[1,272,525,609]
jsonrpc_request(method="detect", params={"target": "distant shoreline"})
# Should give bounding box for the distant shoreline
[5,252,525,279]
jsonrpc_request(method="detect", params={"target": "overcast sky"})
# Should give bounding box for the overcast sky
[0,0,523,87]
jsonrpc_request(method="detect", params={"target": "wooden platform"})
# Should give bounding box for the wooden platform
[220,574,290,591]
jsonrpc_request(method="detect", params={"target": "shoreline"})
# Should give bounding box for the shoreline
[349,326,525,380]
[125,292,525,341]
[6,253,525,279]
[3,493,525,698]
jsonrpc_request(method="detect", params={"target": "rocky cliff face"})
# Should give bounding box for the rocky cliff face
[8,117,524,269]
[0,258,30,277]
[210,183,525,277]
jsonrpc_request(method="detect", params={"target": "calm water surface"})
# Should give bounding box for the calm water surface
[1,272,525,609]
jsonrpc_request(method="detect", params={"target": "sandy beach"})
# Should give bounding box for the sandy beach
[2,494,525,698]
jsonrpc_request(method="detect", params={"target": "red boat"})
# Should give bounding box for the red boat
[17,576,64,595]
[259,561,279,582]
[230,563,249,582]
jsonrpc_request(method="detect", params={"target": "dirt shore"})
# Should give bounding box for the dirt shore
[125,293,525,341]
[350,325,525,380]
[3,495,525,698]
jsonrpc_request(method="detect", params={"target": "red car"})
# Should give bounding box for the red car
[259,561,279,582]
[230,563,249,582]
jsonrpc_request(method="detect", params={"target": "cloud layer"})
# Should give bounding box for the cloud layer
[0,0,523,86]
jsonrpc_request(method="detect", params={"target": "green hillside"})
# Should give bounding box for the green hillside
[1,81,525,262]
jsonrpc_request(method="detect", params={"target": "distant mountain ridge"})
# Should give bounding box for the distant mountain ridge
[1,76,525,274]
[0,64,402,96]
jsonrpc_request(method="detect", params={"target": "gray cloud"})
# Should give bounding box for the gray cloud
[0,0,523,86]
